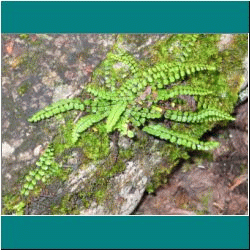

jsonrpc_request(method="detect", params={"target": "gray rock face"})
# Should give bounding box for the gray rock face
[75,152,160,215]
[238,56,248,104]
[2,141,15,158]
[61,135,162,215]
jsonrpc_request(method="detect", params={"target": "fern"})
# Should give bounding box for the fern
[21,145,60,196]
[28,98,85,122]
[28,35,236,153]
[143,124,219,150]
[107,49,139,74]
[165,109,235,123]
[72,111,110,143]
[106,101,127,133]
[157,85,214,101]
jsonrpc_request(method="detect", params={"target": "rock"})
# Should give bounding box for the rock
[218,34,234,51]
[238,56,248,103]
[33,145,43,157]
[2,142,15,158]
[118,136,133,150]
[52,84,76,103]
[241,56,248,90]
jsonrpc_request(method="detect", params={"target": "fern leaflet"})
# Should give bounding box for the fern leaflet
[143,124,219,150]
[72,111,110,143]
[106,101,127,133]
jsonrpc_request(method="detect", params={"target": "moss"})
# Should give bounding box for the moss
[146,142,191,194]
[52,116,109,162]
[78,123,110,161]
[103,160,126,178]
[94,190,106,203]
[195,210,210,215]
[77,158,126,209]
[30,40,43,46]
[52,120,76,155]
[20,34,29,40]
[119,34,149,47]
[195,189,213,215]
[119,148,135,161]
[51,194,80,215]
[2,194,26,215]
[17,81,32,96]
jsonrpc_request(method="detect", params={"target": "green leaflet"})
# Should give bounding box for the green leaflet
[72,111,110,143]
[165,109,235,123]
[108,51,139,74]
[106,101,127,133]
[21,145,60,197]
[157,85,214,101]
[28,98,85,122]
[143,124,220,151]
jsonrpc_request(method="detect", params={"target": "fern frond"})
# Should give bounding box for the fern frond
[165,109,235,123]
[72,111,110,143]
[20,145,60,196]
[143,124,219,150]
[28,99,85,122]
[175,34,199,62]
[108,51,139,74]
[106,101,127,133]
[114,114,129,136]
[157,85,214,101]
[142,62,216,87]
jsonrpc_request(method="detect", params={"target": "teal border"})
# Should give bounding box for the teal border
[1,216,249,249]
[1,1,249,33]
[1,1,249,249]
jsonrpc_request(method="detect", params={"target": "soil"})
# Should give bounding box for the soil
[134,101,248,215]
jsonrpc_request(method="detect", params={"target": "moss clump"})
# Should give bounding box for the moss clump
[79,123,110,161]
[53,120,110,162]
[195,190,213,215]
[119,148,135,161]
[2,194,26,215]
[77,159,126,210]
[20,34,29,40]
[103,160,126,178]
[17,81,31,96]
[50,194,80,215]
